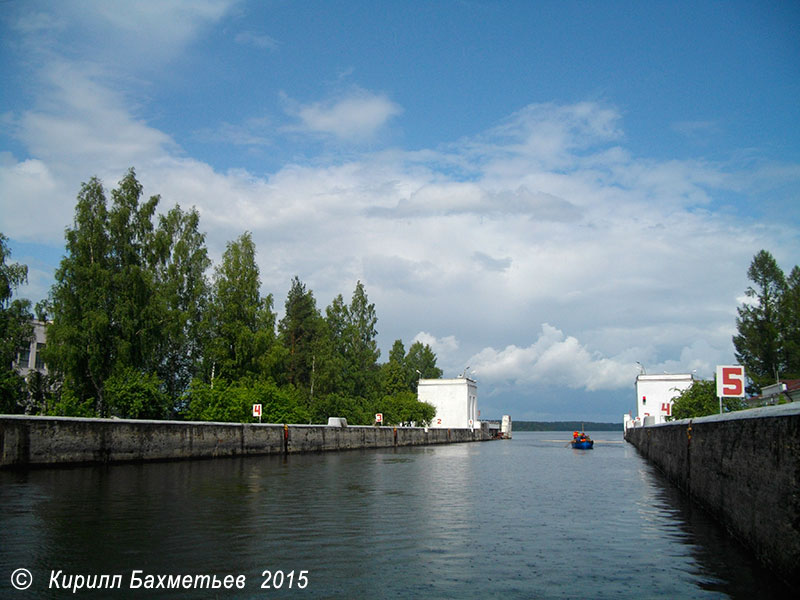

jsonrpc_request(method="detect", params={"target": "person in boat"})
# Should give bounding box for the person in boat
[573,431,580,440]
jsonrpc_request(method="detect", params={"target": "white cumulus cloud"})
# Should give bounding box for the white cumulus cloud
[285,89,403,141]
[468,324,636,392]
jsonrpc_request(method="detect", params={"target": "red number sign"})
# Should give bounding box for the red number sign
[716,365,745,398]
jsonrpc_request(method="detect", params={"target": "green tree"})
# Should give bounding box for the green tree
[45,176,115,414]
[733,250,788,389]
[107,168,163,374]
[315,293,348,396]
[380,339,410,395]
[44,384,94,417]
[669,379,745,420]
[311,392,372,425]
[780,266,800,378]
[153,205,211,404]
[341,281,381,399]
[405,341,443,387]
[0,234,33,413]
[278,277,322,391]
[376,391,436,426]
[105,367,168,419]
[26,370,56,415]
[185,378,249,423]
[185,378,309,424]
[380,338,443,396]
[46,170,170,415]
[206,232,275,382]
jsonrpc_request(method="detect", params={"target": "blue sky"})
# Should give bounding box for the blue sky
[1,0,799,422]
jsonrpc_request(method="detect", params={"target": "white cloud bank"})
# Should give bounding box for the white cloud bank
[469,324,635,391]
[2,1,799,414]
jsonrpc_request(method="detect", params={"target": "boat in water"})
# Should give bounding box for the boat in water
[571,430,594,449]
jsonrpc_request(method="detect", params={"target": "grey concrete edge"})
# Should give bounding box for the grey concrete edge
[636,403,800,429]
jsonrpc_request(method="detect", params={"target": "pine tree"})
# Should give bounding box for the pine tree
[381,340,409,395]
[278,277,321,391]
[406,341,443,387]
[733,250,789,389]
[780,266,800,378]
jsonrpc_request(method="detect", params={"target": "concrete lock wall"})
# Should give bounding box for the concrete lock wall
[624,404,800,587]
[0,416,491,469]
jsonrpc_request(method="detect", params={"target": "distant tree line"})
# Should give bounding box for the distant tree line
[0,169,441,424]
[514,421,623,432]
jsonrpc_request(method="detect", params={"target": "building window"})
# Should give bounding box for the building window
[35,343,46,370]
[18,347,32,369]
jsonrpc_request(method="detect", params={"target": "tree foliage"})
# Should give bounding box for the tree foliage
[375,391,436,426]
[406,341,443,384]
[105,368,169,420]
[381,340,410,396]
[669,379,745,420]
[733,250,799,389]
[380,338,442,395]
[780,266,800,377]
[46,176,116,413]
[107,170,163,374]
[0,233,33,413]
[186,378,309,424]
[153,205,211,404]
[278,277,321,391]
[206,232,276,383]
[340,281,381,399]
[19,169,446,424]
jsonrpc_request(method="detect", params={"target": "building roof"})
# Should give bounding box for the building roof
[636,373,694,381]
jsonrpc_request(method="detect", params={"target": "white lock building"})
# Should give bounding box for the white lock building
[417,377,479,429]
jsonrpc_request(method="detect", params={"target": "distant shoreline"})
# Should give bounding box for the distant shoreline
[513,421,623,432]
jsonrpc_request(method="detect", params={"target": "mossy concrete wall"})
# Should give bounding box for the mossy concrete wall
[625,404,800,587]
[0,416,490,469]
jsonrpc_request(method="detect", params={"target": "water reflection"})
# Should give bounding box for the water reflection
[634,460,789,599]
[0,433,790,599]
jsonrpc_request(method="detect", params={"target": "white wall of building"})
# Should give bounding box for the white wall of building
[501,415,512,436]
[417,377,478,429]
[14,320,48,378]
[634,373,694,424]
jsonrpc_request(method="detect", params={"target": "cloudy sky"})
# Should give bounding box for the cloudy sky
[2,0,799,422]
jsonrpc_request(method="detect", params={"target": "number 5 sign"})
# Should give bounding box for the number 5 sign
[716,365,745,398]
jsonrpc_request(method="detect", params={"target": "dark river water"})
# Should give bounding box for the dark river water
[0,431,790,599]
